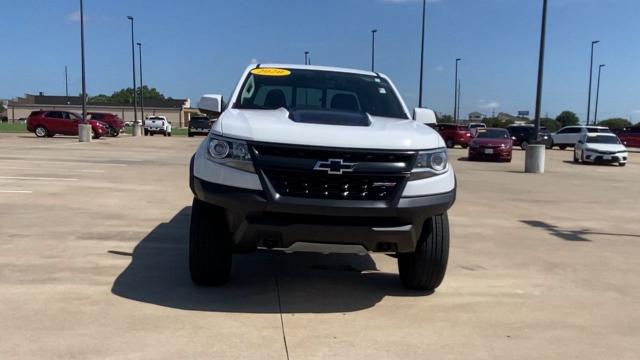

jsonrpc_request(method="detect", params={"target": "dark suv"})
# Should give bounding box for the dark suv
[188,116,212,137]
[87,112,124,137]
[507,125,552,150]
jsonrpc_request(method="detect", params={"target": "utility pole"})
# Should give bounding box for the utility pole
[454,58,461,122]
[586,40,600,125]
[127,16,140,136]
[304,51,309,65]
[418,0,427,108]
[137,42,144,122]
[594,64,605,125]
[371,29,378,72]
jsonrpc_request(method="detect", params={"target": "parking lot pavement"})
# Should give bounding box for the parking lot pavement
[0,133,639,359]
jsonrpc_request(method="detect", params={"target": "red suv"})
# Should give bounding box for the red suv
[435,123,472,148]
[26,110,107,139]
[616,127,640,148]
[87,112,124,137]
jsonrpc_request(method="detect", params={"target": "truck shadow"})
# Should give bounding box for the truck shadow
[111,207,428,314]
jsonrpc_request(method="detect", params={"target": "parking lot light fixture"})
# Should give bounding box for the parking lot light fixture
[127,16,140,136]
[137,42,144,122]
[594,64,606,125]
[454,58,461,123]
[371,29,378,72]
[418,0,427,108]
[78,0,91,143]
[586,40,600,125]
[525,0,548,174]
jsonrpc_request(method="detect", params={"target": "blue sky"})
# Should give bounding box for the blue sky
[1,0,639,122]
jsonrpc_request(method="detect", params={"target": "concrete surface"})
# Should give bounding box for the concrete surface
[0,133,638,359]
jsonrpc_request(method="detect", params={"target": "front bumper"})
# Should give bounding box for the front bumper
[190,175,455,253]
[583,151,628,164]
[468,147,512,160]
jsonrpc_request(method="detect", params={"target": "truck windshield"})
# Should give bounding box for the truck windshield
[234,68,408,119]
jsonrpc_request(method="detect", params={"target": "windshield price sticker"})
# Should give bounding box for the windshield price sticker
[251,68,291,76]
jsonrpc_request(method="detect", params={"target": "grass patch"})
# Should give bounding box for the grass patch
[0,123,27,133]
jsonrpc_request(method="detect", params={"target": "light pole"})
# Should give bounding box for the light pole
[304,51,309,65]
[371,29,378,72]
[418,0,427,108]
[78,0,91,142]
[457,79,462,123]
[137,42,144,122]
[594,64,605,125]
[65,65,69,103]
[525,0,548,174]
[586,40,600,125]
[454,58,461,122]
[127,16,140,136]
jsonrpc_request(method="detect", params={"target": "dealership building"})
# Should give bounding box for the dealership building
[5,94,200,127]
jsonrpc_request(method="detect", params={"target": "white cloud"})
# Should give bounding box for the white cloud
[631,110,640,114]
[479,101,500,109]
[66,10,81,22]
[249,58,258,64]
[434,65,444,72]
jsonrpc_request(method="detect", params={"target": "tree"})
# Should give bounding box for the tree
[596,118,632,129]
[555,111,579,127]
[482,117,515,128]
[88,86,167,105]
[437,114,454,123]
[538,117,561,132]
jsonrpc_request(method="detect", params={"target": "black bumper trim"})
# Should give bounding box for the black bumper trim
[190,175,455,253]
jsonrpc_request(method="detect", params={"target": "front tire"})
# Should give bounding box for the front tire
[189,198,232,286]
[559,145,568,150]
[398,213,449,291]
[446,139,454,149]
[35,126,48,138]
[520,141,529,150]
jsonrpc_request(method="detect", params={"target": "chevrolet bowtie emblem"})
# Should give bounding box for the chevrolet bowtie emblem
[313,159,357,175]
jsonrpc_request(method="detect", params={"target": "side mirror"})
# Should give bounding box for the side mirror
[413,108,437,125]
[199,94,223,114]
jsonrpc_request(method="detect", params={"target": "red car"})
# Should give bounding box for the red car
[26,110,107,139]
[435,123,472,148]
[616,127,640,148]
[468,128,513,162]
[87,112,124,137]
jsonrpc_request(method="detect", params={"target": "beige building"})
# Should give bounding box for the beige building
[6,94,201,128]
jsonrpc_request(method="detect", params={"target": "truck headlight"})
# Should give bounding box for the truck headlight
[412,148,448,179]
[207,136,254,172]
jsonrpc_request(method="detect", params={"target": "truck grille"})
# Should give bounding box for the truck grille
[263,169,403,201]
[253,144,414,163]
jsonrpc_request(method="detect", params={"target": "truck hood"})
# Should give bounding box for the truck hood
[214,108,444,150]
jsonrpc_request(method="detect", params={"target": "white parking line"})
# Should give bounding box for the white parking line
[0,176,78,181]
[0,166,106,173]
[0,159,127,167]
[0,190,33,193]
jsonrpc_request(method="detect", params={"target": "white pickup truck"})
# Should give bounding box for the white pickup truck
[189,64,456,291]
[144,115,172,136]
